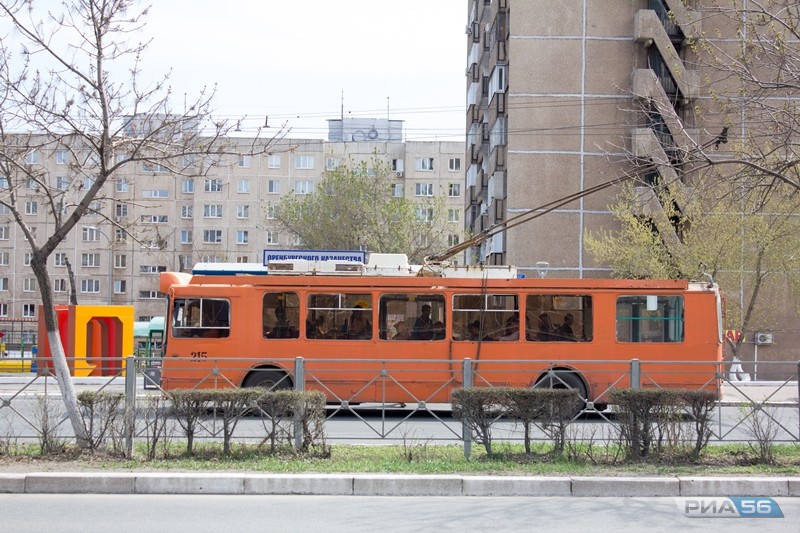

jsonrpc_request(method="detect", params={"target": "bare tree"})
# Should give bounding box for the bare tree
[0,0,278,445]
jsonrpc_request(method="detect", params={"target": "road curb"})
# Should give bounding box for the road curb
[1,473,799,496]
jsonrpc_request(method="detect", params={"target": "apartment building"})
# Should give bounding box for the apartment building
[464,0,799,368]
[464,0,713,276]
[0,119,465,321]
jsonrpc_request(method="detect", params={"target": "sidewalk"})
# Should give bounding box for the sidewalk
[1,472,799,497]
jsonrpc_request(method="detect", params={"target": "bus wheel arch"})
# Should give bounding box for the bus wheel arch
[533,367,589,414]
[242,366,293,390]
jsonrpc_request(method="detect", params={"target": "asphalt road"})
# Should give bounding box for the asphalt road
[0,494,796,533]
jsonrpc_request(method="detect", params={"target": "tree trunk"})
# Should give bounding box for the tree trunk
[31,257,89,447]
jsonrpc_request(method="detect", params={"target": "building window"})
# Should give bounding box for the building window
[139,291,162,299]
[114,280,127,294]
[53,279,67,293]
[236,230,249,244]
[448,234,460,246]
[238,154,251,168]
[204,179,223,193]
[392,159,405,172]
[0,303,7,317]
[203,230,223,244]
[114,254,127,268]
[391,183,403,197]
[115,204,128,220]
[203,204,223,218]
[23,304,35,318]
[416,208,434,222]
[23,252,33,266]
[295,155,314,169]
[237,204,250,219]
[268,154,281,168]
[81,253,100,267]
[178,255,193,270]
[142,162,168,173]
[236,255,249,263]
[0,278,8,291]
[140,265,167,274]
[448,158,461,171]
[448,183,461,197]
[294,180,313,194]
[180,230,193,244]
[325,157,338,170]
[268,180,280,194]
[415,183,434,197]
[266,204,277,219]
[0,251,8,266]
[115,228,128,242]
[266,230,279,245]
[116,178,129,193]
[416,158,434,171]
[141,214,168,224]
[56,176,70,190]
[82,227,100,242]
[180,205,193,219]
[25,151,40,164]
[237,179,250,194]
[181,178,194,194]
[0,177,8,189]
[23,278,37,292]
[56,150,69,165]
[55,253,68,267]
[448,208,460,222]
[142,189,168,199]
[25,201,38,215]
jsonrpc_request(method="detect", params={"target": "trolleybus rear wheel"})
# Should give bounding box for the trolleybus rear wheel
[243,369,291,390]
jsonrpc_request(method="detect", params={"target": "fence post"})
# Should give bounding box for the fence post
[630,359,641,389]
[462,357,473,459]
[124,356,136,458]
[294,356,305,450]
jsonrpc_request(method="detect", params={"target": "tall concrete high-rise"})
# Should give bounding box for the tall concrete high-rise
[464,0,711,278]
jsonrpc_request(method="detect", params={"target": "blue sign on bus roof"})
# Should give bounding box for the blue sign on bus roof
[262,250,366,265]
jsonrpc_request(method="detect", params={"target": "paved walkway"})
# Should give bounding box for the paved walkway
[0,472,798,496]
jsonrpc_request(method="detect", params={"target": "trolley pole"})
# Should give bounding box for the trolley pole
[462,358,473,459]
[294,357,305,450]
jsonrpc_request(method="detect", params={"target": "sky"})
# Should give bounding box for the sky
[140,1,467,141]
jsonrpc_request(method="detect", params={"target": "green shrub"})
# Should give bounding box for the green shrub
[76,391,124,454]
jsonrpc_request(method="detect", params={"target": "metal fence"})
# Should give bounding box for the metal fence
[0,356,798,453]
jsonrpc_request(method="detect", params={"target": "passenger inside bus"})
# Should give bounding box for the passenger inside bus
[347,305,372,340]
[499,314,520,341]
[431,321,445,340]
[554,313,577,341]
[306,315,327,339]
[392,320,410,340]
[411,304,433,340]
[467,320,494,341]
[530,313,555,341]
[266,302,298,339]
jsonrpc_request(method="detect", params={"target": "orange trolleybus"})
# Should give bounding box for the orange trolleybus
[157,253,724,406]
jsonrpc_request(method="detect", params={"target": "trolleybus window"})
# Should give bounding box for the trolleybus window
[526,294,593,342]
[378,294,445,340]
[172,298,230,338]
[616,295,684,342]
[453,294,518,341]
[263,292,300,339]
[307,293,372,340]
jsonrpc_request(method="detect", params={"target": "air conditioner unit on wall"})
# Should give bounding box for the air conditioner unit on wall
[755,332,773,345]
